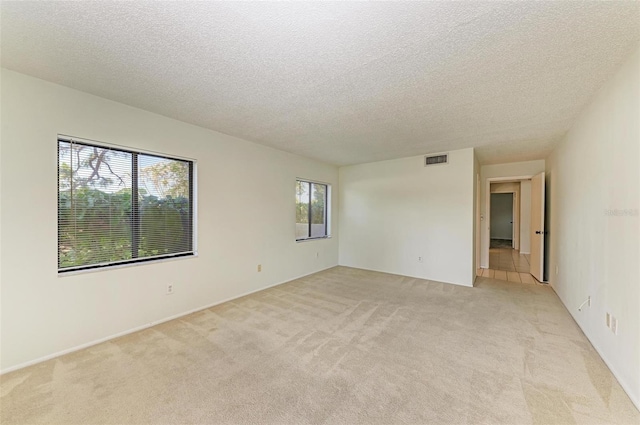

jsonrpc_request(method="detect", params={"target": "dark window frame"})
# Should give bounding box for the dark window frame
[57,137,195,273]
[295,179,329,241]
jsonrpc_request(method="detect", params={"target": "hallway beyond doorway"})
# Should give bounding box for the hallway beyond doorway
[481,248,539,284]
[477,266,541,284]
[490,238,513,249]
[490,247,530,273]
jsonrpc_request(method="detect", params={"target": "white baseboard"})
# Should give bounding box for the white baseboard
[339,264,474,288]
[0,265,337,375]
[548,282,640,412]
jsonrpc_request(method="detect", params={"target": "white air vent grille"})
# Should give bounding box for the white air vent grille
[425,154,448,166]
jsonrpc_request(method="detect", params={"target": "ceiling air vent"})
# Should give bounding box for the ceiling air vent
[424,154,448,166]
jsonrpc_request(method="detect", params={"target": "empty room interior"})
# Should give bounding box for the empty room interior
[1,2,639,424]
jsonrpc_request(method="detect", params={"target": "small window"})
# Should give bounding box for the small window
[58,137,195,272]
[296,179,329,241]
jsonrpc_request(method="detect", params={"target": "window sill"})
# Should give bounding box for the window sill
[296,236,332,243]
[57,252,198,277]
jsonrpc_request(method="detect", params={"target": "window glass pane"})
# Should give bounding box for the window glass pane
[138,155,192,258]
[58,139,194,272]
[58,141,133,269]
[310,183,327,238]
[296,180,310,239]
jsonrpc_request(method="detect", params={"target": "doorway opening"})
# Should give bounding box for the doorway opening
[490,192,514,249]
[479,172,546,284]
[488,187,530,275]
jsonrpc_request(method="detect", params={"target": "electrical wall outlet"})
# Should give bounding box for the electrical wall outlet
[166,284,174,295]
[418,256,424,263]
[257,264,262,272]
[606,313,618,335]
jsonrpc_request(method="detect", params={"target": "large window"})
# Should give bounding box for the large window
[58,137,194,272]
[296,179,329,241]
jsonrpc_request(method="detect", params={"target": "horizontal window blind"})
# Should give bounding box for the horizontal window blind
[58,138,194,272]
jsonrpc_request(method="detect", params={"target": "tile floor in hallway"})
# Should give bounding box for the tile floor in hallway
[479,247,541,284]
[490,247,530,272]
[476,267,542,284]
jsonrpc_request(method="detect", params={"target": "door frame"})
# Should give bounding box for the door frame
[483,175,533,269]
[476,174,481,272]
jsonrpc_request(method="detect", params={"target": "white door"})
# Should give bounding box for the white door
[512,191,519,250]
[530,172,545,281]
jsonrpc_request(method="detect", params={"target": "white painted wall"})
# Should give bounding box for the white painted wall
[0,70,339,371]
[546,47,639,409]
[490,193,513,240]
[490,182,519,193]
[480,160,545,268]
[519,180,532,254]
[339,148,476,287]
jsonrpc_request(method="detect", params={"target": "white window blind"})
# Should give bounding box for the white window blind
[58,138,194,272]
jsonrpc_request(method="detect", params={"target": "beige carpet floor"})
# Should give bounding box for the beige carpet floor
[1,266,638,424]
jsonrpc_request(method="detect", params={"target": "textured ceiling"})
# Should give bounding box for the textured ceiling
[2,2,639,165]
